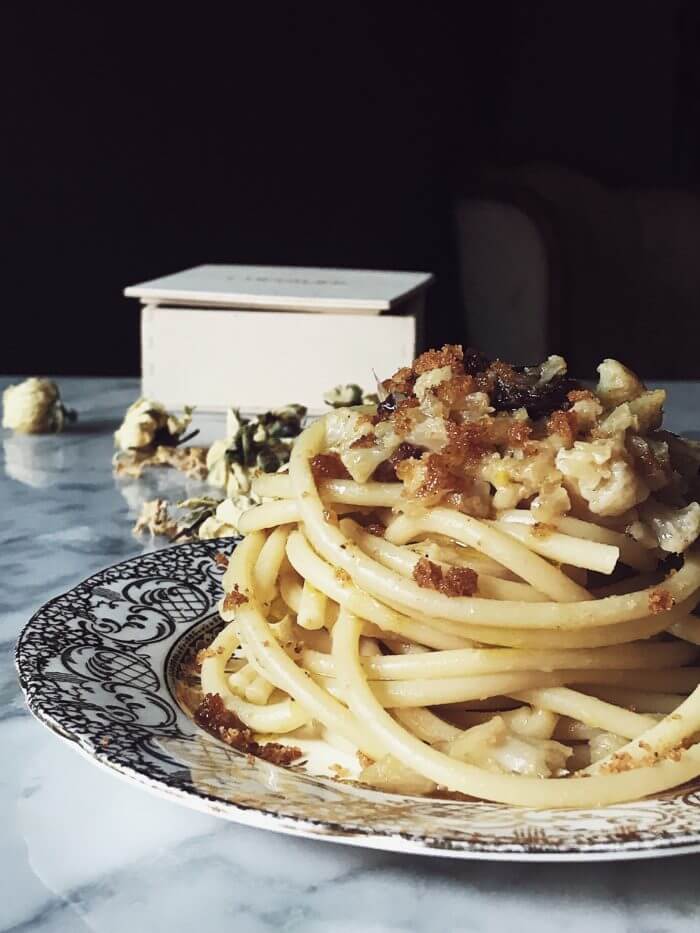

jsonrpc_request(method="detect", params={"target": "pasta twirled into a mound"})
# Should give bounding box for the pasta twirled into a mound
[198,347,700,807]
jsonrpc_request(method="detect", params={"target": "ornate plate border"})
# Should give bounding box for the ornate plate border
[15,539,700,861]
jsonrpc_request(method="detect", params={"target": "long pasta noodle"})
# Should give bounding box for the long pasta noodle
[193,348,700,808]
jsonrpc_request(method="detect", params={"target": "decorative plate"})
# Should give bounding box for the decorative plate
[15,540,700,861]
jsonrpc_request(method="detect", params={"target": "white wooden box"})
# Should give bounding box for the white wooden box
[125,264,432,413]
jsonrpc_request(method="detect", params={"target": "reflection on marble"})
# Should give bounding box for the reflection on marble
[3,377,700,933]
[3,434,83,489]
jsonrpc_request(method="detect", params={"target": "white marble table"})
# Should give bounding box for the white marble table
[3,376,700,933]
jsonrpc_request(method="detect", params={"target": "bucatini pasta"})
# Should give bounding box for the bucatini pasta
[196,346,700,807]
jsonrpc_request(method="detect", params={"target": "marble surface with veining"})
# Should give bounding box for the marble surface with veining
[3,376,700,933]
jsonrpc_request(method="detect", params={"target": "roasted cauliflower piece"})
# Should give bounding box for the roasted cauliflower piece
[556,437,650,516]
[596,359,645,408]
[634,499,700,553]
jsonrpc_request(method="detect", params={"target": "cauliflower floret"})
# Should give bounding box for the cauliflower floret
[538,354,568,384]
[628,389,666,434]
[634,499,700,553]
[627,435,672,492]
[482,449,558,511]
[446,717,571,778]
[459,391,494,422]
[569,394,603,432]
[324,408,364,448]
[596,359,645,408]
[531,480,571,522]
[413,365,453,402]
[556,437,649,516]
[338,418,405,484]
[341,444,393,483]
[626,519,659,550]
[596,393,665,440]
[359,754,437,795]
[404,414,449,452]
[589,732,627,763]
[500,706,558,740]
[596,402,638,436]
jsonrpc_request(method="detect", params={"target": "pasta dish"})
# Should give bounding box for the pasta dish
[196,346,700,807]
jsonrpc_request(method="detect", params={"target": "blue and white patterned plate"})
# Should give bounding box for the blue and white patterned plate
[15,540,700,861]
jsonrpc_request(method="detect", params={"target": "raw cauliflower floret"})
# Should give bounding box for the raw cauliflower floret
[596,359,645,408]
[634,499,700,553]
[556,437,649,516]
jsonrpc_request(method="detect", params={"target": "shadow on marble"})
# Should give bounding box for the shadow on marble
[67,418,122,435]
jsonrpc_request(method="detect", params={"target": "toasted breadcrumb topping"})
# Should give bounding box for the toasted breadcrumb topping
[546,410,577,448]
[413,344,464,375]
[381,365,415,396]
[364,522,386,538]
[413,557,478,597]
[310,452,351,480]
[350,433,376,449]
[648,588,675,614]
[196,645,225,665]
[390,398,421,436]
[532,522,556,539]
[567,389,597,403]
[194,693,302,765]
[329,762,351,778]
[318,345,699,551]
[223,586,248,611]
[600,742,686,774]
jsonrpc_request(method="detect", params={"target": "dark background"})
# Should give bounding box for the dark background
[2,2,699,378]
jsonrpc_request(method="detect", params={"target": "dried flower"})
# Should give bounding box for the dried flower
[197,497,253,539]
[207,404,306,494]
[2,377,77,434]
[324,384,379,408]
[132,499,181,540]
[177,495,254,540]
[114,398,195,452]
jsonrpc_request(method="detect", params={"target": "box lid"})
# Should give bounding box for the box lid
[124,263,432,315]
